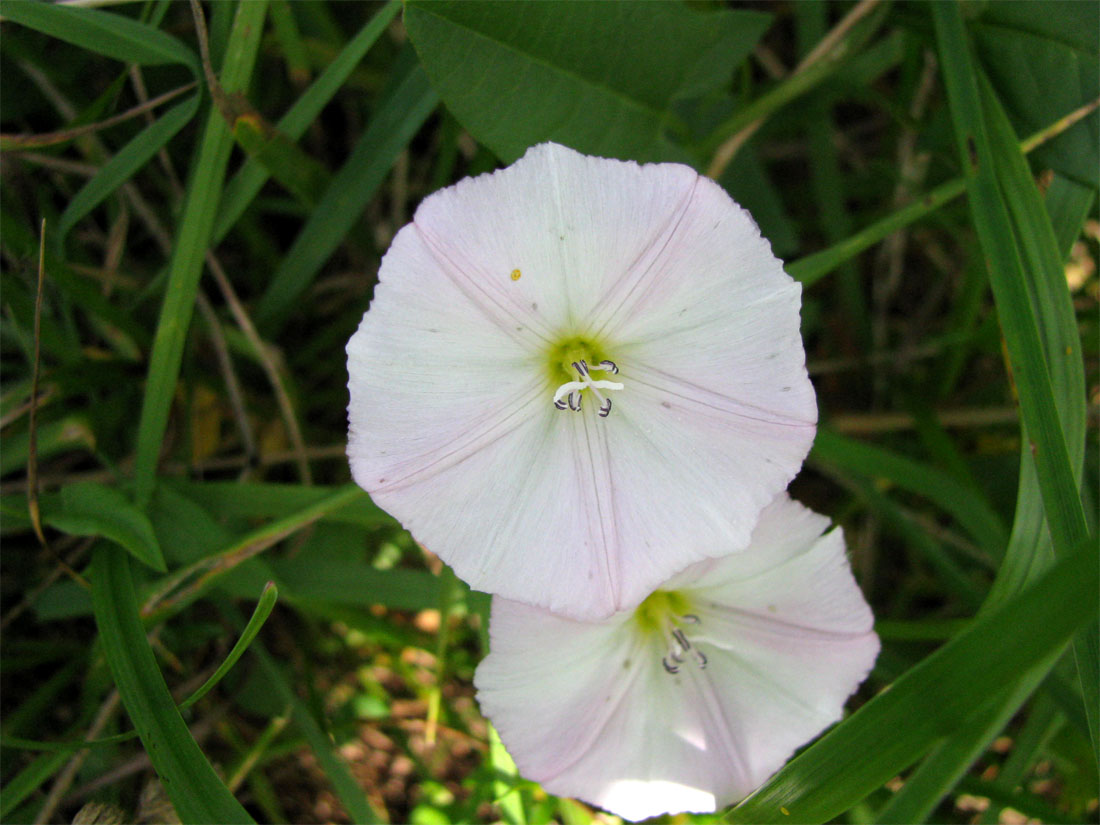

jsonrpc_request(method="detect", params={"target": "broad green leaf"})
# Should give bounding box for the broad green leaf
[90,545,254,824]
[133,0,268,505]
[404,0,771,164]
[49,482,166,572]
[973,1,1099,187]
[254,53,438,330]
[143,485,367,624]
[726,533,1098,824]
[268,558,440,612]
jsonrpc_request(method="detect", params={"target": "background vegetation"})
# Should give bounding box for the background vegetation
[0,1,1096,823]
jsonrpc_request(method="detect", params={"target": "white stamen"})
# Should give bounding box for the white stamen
[552,360,624,415]
[661,615,708,676]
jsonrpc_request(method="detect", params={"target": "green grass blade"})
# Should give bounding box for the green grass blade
[725,532,1098,824]
[872,62,1099,813]
[144,484,363,624]
[875,670,1049,823]
[132,0,268,505]
[0,749,70,820]
[975,68,1095,765]
[90,545,254,824]
[812,428,1008,557]
[1,0,199,72]
[786,177,967,288]
[214,0,401,239]
[58,95,200,240]
[932,1,1088,559]
[180,582,278,709]
[1,582,277,754]
[785,105,1098,289]
[254,58,438,331]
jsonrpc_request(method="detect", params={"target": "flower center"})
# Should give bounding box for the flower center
[552,359,624,417]
[633,590,707,675]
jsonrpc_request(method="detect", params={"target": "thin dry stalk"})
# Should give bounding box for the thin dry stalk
[707,0,882,178]
[33,691,122,825]
[195,291,258,475]
[1,83,196,150]
[205,251,313,485]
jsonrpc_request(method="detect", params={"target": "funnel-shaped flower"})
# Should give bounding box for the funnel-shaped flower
[474,495,879,821]
[347,143,816,620]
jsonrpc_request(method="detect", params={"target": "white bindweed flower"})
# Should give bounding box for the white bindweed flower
[347,142,816,620]
[474,495,879,822]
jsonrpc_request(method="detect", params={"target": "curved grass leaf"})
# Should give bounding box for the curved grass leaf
[1,0,200,72]
[90,545,254,824]
[404,0,771,164]
[932,3,1088,559]
[49,482,165,572]
[180,581,278,709]
[726,532,1098,824]
[2,582,278,754]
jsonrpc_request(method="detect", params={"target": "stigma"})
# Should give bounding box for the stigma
[552,360,623,417]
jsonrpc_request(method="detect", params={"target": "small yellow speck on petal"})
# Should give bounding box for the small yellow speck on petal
[510,269,522,281]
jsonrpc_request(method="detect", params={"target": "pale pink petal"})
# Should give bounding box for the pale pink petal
[412,142,699,332]
[475,496,878,821]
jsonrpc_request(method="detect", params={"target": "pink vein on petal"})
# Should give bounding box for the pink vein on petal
[412,219,555,346]
[370,381,545,493]
[576,411,621,608]
[535,634,648,786]
[629,363,817,428]
[703,603,874,644]
[686,665,751,786]
[591,174,701,339]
